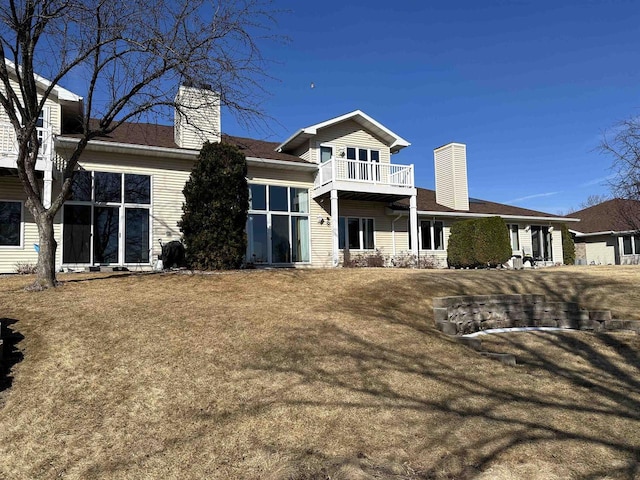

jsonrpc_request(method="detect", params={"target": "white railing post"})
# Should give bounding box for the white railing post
[331,157,336,183]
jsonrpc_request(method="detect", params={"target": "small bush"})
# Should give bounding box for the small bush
[391,253,442,269]
[15,262,37,274]
[342,249,386,268]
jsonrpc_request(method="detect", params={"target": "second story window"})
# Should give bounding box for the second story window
[320,146,333,163]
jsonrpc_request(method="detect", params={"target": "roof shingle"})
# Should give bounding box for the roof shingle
[567,198,640,233]
[393,188,562,219]
[61,121,312,164]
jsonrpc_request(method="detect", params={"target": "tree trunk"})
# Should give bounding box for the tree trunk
[33,213,58,289]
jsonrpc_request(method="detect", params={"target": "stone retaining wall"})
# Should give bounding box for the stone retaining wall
[433,294,640,336]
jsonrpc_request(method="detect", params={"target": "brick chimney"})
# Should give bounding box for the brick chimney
[434,142,469,211]
[174,85,220,149]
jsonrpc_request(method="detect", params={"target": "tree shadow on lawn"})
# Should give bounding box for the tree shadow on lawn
[0,318,24,396]
[238,271,640,479]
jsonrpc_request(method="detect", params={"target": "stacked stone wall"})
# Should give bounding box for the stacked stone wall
[433,294,639,336]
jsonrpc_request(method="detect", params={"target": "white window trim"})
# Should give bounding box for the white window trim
[318,143,336,163]
[621,234,640,256]
[419,219,445,251]
[61,171,153,267]
[340,216,376,251]
[508,224,520,251]
[0,199,24,249]
[247,183,312,264]
[344,146,381,163]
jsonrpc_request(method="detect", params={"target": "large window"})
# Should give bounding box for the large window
[531,226,553,261]
[63,171,151,265]
[0,201,22,247]
[338,217,374,250]
[246,184,310,264]
[622,234,640,255]
[420,220,444,250]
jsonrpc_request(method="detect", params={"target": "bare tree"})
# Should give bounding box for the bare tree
[601,117,640,201]
[578,193,610,210]
[0,0,277,289]
[600,117,640,230]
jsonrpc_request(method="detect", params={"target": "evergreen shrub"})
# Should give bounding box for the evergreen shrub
[179,142,249,270]
[561,224,575,265]
[448,216,512,268]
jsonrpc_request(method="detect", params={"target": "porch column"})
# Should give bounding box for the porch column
[410,194,418,256]
[43,160,53,208]
[331,189,339,267]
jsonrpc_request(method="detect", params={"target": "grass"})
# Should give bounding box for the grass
[0,266,639,479]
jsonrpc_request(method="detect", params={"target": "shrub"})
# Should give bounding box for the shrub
[342,249,386,268]
[561,224,575,265]
[448,217,512,268]
[179,142,249,270]
[447,219,477,268]
[15,262,37,274]
[391,253,442,269]
[473,216,512,267]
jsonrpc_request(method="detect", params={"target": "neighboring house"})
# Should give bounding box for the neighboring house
[0,74,576,273]
[568,199,640,265]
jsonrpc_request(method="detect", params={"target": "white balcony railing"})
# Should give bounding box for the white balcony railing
[0,123,52,158]
[315,158,414,190]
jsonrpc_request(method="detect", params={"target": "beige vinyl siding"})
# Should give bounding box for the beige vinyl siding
[310,198,332,267]
[292,141,311,162]
[0,77,62,153]
[584,236,616,265]
[0,176,62,273]
[247,166,313,187]
[310,120,391,164]
[551,227,563,264]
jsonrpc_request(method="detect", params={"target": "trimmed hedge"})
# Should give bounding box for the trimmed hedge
[448,216,512,268]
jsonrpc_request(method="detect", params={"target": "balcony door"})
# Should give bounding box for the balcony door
[346,147,380,181]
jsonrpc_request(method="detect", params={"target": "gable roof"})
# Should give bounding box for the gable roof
[391,188,573,222]
[58,121,311,164]
[3,58,83,103]
[567,198,640,234]
[277,110,411,154]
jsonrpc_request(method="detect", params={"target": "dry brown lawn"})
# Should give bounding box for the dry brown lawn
[0,266,639,479]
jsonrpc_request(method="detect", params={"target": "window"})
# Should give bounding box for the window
[246,184,310,264]
[0,201,21,246]
[621,235,640,255]
[420,220,444,250]
[508,224,520,250]
[63,171,152,265]
[531,226,553,261]
[249,184,266,210]
[320,146,333,163]
[338,217,375,250]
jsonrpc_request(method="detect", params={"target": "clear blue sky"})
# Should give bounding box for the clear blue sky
[221,0,640,215]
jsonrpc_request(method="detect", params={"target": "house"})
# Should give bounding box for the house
[0,76,576,273]
[568,199,640,265]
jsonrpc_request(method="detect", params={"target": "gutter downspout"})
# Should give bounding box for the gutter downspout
[391,214,404,257]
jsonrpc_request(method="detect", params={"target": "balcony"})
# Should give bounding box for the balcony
[0,123,52,170]
[312,158,415,199]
